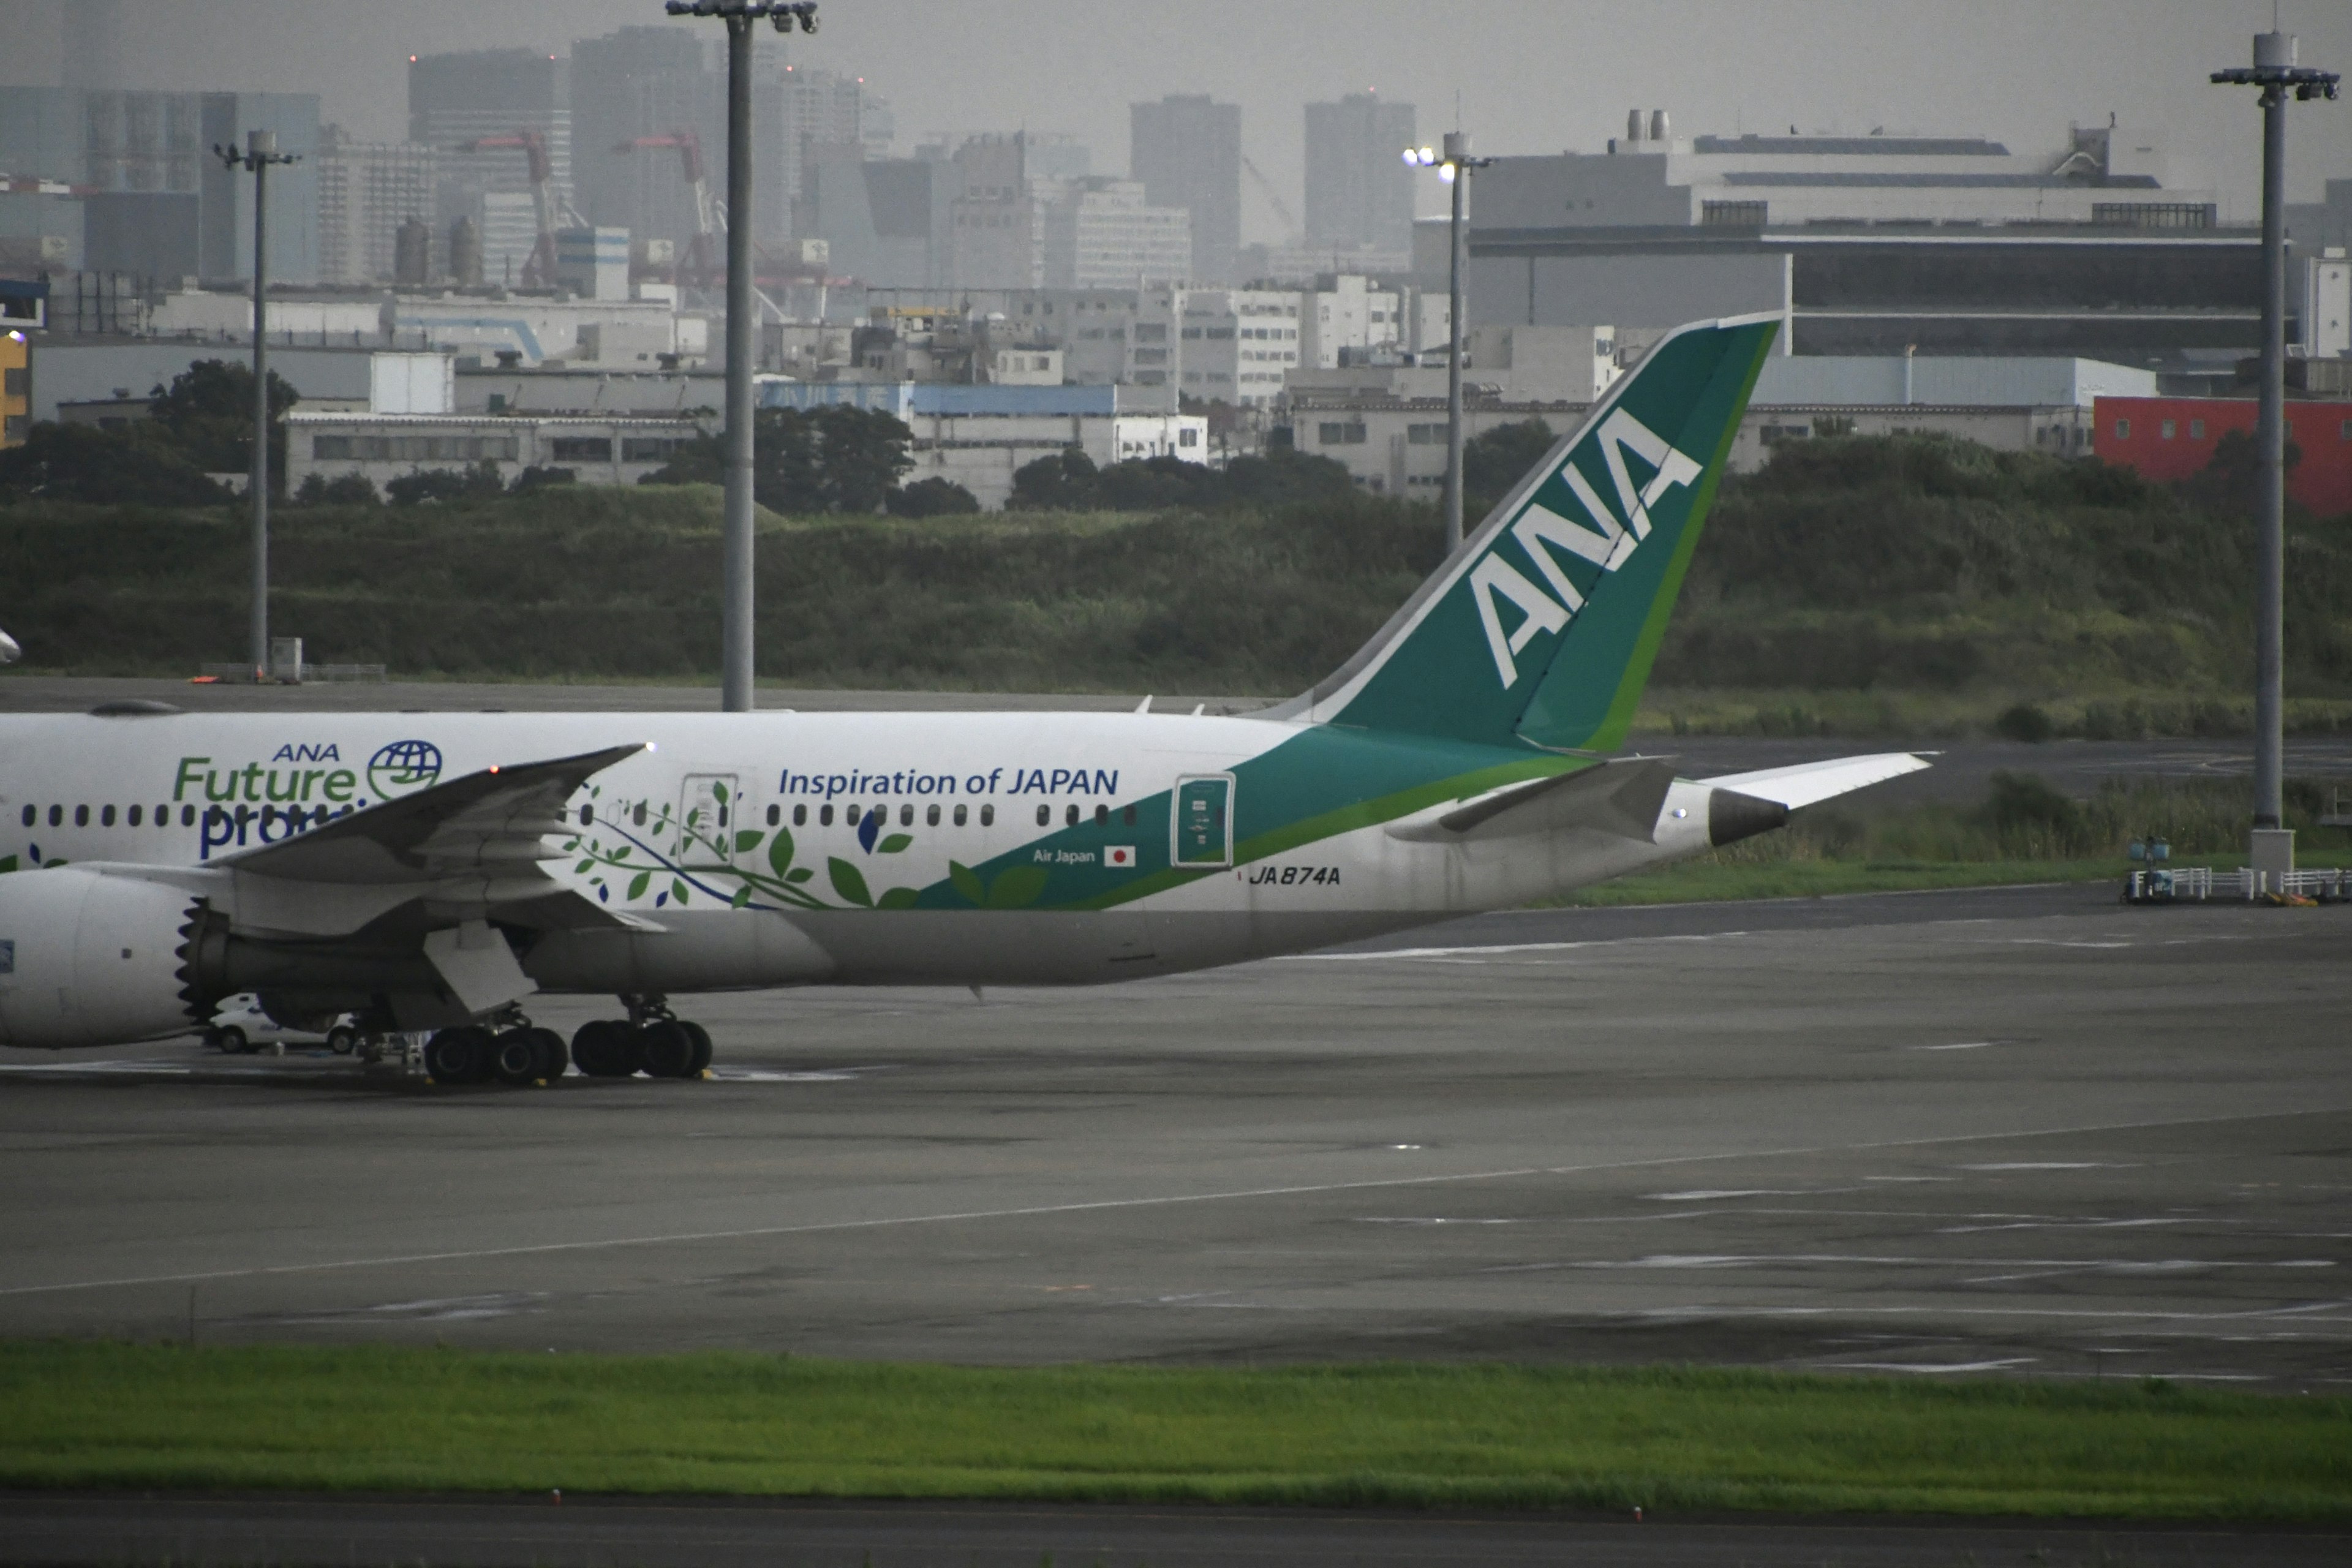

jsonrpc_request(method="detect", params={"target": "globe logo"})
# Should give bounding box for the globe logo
[367,739,444,799]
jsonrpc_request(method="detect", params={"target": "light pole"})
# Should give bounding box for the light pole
[665,0,818,713]
[1406,132,1493,554]
[2212,32,2339,884]
[214,129,299,682]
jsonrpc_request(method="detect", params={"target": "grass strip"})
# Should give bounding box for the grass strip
[2,1343,2346,1519]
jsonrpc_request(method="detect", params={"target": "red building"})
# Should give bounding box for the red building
[2092,395,2352,516]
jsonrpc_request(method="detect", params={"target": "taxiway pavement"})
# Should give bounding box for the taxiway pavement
[2,882,2346,1389]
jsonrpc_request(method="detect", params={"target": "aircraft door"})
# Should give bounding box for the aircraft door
[1171,774,1234,869]
[678,773,742,866]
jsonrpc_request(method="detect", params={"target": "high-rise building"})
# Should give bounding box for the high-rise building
[0,86,318,281]
[949,134,1046,290]
[410,48,572,247]
[1043,179,1189,289]
[1304,91,1415,254]
[570,28,726,252]
[316,125,439,285]
[1130,94,1238,284]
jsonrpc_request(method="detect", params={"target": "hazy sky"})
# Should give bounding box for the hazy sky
[5,0,2349,238]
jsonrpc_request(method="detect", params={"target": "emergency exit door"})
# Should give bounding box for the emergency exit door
[1171,774,1234,868]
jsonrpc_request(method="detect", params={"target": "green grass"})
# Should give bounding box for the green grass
[2,1343,2346,1518]
[1555,856,2124,906]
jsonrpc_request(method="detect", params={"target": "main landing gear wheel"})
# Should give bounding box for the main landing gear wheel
[571,1019,638,1078]
[638,1019,697,1079]
[424,1025,494,1085]
[489,1029,544,1086]
[680,1020,713,1076]
[526,1026,569,1080]
[326,1025,360,1055]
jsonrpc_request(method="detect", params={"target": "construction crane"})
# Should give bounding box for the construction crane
[1242,153,1300,238]
[614,132,719,290]
[452,130,582,288]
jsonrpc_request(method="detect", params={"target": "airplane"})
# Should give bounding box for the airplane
[0,312,1923,1083]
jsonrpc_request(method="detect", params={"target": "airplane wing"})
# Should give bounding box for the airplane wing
[222,744,646,885]
[1699,752,1931,810]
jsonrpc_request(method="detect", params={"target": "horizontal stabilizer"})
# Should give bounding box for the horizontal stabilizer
[1700,752,1929,811]
[1388,758,1678,844]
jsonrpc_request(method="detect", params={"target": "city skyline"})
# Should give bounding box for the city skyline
[2,0,2346,244]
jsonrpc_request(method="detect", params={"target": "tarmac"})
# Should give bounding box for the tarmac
[3,881,2346,1387]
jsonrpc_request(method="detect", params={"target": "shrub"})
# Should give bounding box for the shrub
[886,477,981,517]
[1992,703,2054,743]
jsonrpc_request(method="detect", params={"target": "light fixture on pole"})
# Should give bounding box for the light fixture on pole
[1405,131,1493,554]
[2211,31,2338,888]
[663,0,820,713]
[213,129,300,682]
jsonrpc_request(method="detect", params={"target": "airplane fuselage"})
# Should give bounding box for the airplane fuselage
[0,708,1713,997]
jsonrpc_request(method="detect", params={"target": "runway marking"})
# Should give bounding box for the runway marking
[1822,1357,2038,1374]
[1635,1300,2352,1325]
[1280,933,1749,962]
[1909,1041,1996,1052]
[1961,1161,2122,1171]
[2,1105,2345,1300]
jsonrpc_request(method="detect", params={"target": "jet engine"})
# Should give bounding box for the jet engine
[0,869,211,1049]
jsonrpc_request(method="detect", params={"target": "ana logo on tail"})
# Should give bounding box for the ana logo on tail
[1470,410,1703,689]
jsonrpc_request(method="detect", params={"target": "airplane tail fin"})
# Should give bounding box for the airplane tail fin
[1265,312,1779,752]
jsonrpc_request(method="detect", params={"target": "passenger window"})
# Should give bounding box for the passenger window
[579,805,594,827]
[927,804,941,826]
[793,804,807,826]
[954,804,968,826]
[766,804,780,827]
[261,805,276,828]
[181,805,196,827]
[900,804,913,827]
[128,805,141,826]
[1123,804,1137,826]
[1066,804,1080,827]
[1036,804,1050,827]
[101,805,116,827]
[981,804,995,827]
[75,805,88,826]
[633,802,648,826]
[18,805,31,827]
[820,804,834,826]
[48,805,61,827]
[207,807,225,828]
[1095,804,1109,826]
[846,804,860,826]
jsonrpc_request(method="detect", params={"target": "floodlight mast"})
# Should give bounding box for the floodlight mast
[2212,32,2339,884]
[1405,132,1493,555]
[214,130,300,682]
[664,1,820,712]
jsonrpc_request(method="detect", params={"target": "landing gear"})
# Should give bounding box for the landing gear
[424,997,709,1087]
[570,995,713,1082]
[423,1025,494,1084]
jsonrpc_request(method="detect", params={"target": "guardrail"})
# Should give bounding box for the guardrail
[2124,865,2352,903]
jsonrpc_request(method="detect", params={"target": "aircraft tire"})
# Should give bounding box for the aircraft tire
[639,1020,696,1079]
[571,1019,635,1078]
[215,1026,248,1055]
[489,1029,541,1086]
[326,1025,360,1055]
[424,1027,491,1085]
[527,1027,570,1080]
[680,1020,713,1076]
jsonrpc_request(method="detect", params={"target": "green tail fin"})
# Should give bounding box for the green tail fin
[1270,312,1779,752]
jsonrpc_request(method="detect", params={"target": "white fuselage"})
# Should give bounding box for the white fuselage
[0,709,1714,996]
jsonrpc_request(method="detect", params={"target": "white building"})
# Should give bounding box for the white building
[315,128,440,285]
[1042,179,1190,289]
[1298,274,1405,370]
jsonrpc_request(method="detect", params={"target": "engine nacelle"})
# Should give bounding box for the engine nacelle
[0,869,206,1050]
